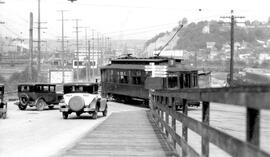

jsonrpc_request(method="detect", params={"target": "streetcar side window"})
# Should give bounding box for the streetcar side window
[193,73,198,87]
[101,70,105,82]
[110,70,114,82]
[168,73,178,89]
[132,71,142,85]
[119,71,128,84]
[185,73,191,88]
[179,73,184,88]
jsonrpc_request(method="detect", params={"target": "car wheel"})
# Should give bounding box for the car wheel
[76,112,81,117]
[102,107,108,117]
[92,111,98,119]
[48,105,54,109]
[36,99,46,111]
[18,103,27,110]
[62,112,68,119]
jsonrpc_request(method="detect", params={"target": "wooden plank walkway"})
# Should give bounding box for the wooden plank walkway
[62,110,178,157]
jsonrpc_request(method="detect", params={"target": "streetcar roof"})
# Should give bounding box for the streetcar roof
[63,82,98,86]
[110,58,183,65]
[101,64,197,72]
[18,83,57,86]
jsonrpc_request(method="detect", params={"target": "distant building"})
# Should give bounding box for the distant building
[258,53,270,64]
[202,24,210,34]
[206,42,216,49]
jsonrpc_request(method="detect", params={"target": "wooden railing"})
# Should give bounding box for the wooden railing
[150,85,270,157]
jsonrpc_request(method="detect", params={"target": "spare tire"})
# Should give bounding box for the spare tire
[68,96,85,112]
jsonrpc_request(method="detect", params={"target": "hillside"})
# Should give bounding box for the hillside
[144,19,270,53]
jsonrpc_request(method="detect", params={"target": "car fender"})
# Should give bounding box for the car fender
[34,97,46,105]
[98,98,107,111]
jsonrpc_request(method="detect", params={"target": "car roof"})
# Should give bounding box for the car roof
[63,82,98,86]
[0,83,4,86]
[18,82,57,86]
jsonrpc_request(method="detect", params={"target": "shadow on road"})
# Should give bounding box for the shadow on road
[63,114,104,120]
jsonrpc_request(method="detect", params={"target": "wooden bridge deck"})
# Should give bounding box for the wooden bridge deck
[62,110,178,157]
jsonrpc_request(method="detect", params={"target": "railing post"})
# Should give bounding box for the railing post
[165,97,169,138]
[182,98,188,157]
[160,96,164,133]
[202,101,210,157]
[246,107,260,146]
[171,97,176,149]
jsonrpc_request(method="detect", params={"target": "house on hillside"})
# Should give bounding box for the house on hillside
[258,53,270,64]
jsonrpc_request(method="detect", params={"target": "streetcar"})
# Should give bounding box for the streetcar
[100,54,201,108]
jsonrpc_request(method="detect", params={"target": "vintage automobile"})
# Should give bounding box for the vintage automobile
[0,84,7,119]
[59,82,108,119]
[17,83,63,111]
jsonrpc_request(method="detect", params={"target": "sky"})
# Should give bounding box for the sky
[1,0,270,40]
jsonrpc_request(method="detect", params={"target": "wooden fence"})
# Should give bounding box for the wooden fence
[150,85,270,157]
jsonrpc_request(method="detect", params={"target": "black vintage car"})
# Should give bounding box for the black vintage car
[17,83,63,111]
[59,82,108,119]
[0,84,7,119]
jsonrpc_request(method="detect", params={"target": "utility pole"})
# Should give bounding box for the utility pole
[37,0,41,81]
[92,29,95,80]
[96,32,100,71]
[221,10,244,86]
[58,10,68,84]
[36,0,47,82]
[73,19,81,81]
[85,27,89,81]
[100,34,104,67]
[87,40,91,81]
[29,12,33,82]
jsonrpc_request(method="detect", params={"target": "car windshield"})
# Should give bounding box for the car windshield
[19,85,33,92]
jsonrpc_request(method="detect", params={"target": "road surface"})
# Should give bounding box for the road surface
[0,101,147,157]
[0,101,269,157]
